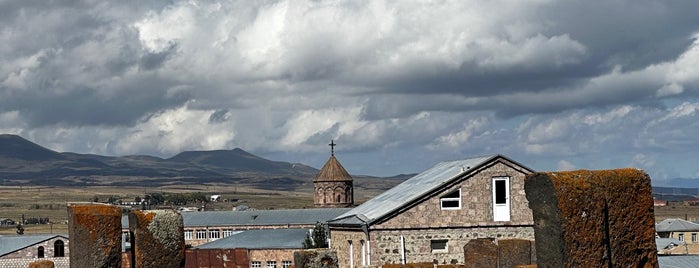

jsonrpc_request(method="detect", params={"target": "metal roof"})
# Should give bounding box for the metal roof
[656,218,699,232]
[0,234,68,257]
[332,155,505,225]
[182,208,351,227]
[314,155,353,182]
[658,255,699,268]
[195,228,309,249]
[656,238,683,251]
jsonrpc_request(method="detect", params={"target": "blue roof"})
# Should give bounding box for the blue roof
[196,228,310,249]
[658,255,699,268]
[656,238,683,251]
[182,208,351,227]
[333,155,515,225]
[0,234,68,257]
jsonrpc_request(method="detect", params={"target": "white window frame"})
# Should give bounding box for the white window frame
[282,261,292,268]
[430,239,448,253]
[209,229,220,240]
[440,188,461,210]
[222,229,235,238]
[679,233,685,242]
[251,261,261,268]
[266,261,277,268]
[492,177,511,221]
[693,233,698,243]
[184,230,193,240]
[196,230,207,239]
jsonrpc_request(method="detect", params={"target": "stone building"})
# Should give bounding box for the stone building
[0,234,69,268]
[327,154,535,267]
[656,218,699,254]
[314,140,354,208]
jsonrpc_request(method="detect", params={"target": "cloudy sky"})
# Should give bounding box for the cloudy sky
[2,1,699,183]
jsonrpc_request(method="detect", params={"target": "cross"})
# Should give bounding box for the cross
[329,140,336,156]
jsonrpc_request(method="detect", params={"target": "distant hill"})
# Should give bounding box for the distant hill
[0,134,403,191]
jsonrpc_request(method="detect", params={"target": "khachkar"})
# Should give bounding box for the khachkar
[67,203,122,268]
[525,169,658,268]
[313,140,354,208]
[129,209,185,268]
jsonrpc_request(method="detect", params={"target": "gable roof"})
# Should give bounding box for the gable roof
[182,208,351,227]
[656,238,683,251]
[331,154,532,226]
[0,234,68,257]
[314,155,353,182]
[195,228,309,249]
[656,218,699,232]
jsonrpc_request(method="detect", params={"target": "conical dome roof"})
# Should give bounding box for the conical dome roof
[313,155,353,182]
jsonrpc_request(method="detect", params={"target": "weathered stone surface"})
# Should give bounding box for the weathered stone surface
[525,169,658,268]
[463,238,497,268]
[294,249,339,268]
[129,209,185,268]
[498,239,533,268]
[28,260,55,268]
[382,263,434,268]
[68,203,122,268]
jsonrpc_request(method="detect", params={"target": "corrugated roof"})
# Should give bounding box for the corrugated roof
[195,228,309,249]
[0,234,68,257]
[313,155,352,182]
[656,218,699,232]
[332,155,502,225]
[658,255,699,268]
[182,208,351,227]
[656,238,683,251]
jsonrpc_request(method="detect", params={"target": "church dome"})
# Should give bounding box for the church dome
[313,155,353,182]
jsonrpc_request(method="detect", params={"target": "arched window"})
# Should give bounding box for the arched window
[54,240,65,257]
[37,246,44,258]
[336,194,340,203]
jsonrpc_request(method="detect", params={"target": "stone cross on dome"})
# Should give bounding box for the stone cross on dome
[329,140,336,156]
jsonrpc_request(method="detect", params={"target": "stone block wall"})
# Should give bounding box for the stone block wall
[370,227,534,265]
[294,249,339,268]
[373,161,533,230]
[249,249,297,267]
[0,258,69,268]
[0,236,68,259]
[525,169,658,268]
[329,229,368,268]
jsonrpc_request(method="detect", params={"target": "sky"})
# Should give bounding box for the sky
[1,1,699,184]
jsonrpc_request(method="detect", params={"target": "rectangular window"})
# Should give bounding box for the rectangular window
[495,180,507,204]
[266,261,277,268]
[196,230,207,239]
[430,239,448,253]
[251,261,261,268]
[282,261,292,268]
[209,230,220,240]
[679,234,685,242]
[222,229,235,238]
[693,233,698,243]
[184,230,193,240]
[440,189,461,210]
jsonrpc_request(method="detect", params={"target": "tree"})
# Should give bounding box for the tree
[302,222,328,249]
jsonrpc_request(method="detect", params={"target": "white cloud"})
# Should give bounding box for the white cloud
[557,160,576,171]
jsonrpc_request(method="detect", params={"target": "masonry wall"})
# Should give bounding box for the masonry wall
[0,258,69,268]
[372,161,533,230]
[370,227,534,265]
[330,230,368,268]
[248,249,297,267]
[0,237,69,259]
[185,224,317,247]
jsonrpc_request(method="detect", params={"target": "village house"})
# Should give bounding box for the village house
[0,234,69,268]
[327,154,535,267]
[656,218,699,254]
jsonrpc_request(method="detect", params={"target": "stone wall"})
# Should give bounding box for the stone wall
[330,229,368,268]
[525,169,658,267]
[68,203,122,268]
[370,227,534,266]
[0,258,69,268]
[0,236,68,259]
[373,161,533,230]
[185,223,317,247]
[315,181,354,208]
[249,249,297,267]
[129,209,185,267]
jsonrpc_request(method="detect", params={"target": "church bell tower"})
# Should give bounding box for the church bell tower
[313,140,354,208]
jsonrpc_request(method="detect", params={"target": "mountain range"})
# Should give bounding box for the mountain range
[0,134,408,191]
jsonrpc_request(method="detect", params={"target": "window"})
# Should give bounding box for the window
[196,230,207,239]
[693,233,698,243]
[266,261,277,268]
[54,240,65,257]
[282,261,292,268]
[440,189,461,210]
[251,261,261,268]
[184,230,193,240]
[38,246,44,258]
[209,230,220,240]
[222,229,235,238]
[679,234,685,242]
[430,239,448,253]
[493,177,511,221]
